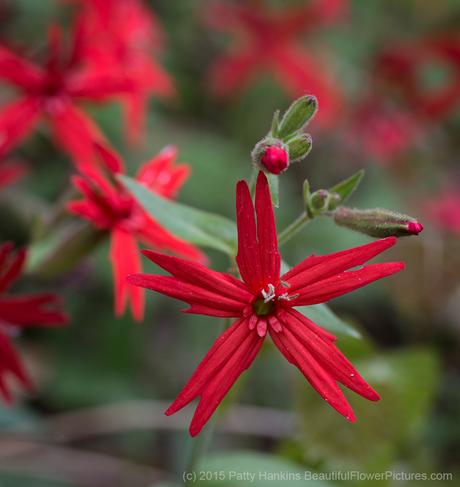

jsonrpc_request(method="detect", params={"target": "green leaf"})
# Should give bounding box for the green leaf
[120,175,237,256]
[198,451,337,486]
[266,173,279,208]
[293,348,439,472]
[298,303,362,338]
[27,223,105,277]
[278,95,318,139]
[328,169,365,209]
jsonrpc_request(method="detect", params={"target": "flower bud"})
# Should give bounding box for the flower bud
[277,95,318,138]
[287,133,312,162]
[260,146,288,174]
[252,138,289,175]
[334,207,424,238]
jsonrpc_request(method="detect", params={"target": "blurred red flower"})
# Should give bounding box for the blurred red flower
[205,0,346,127]
[376,34,460,121]
[0,24,131,172]
[0,243,68,402]
[128,172,404,436]
[425,190,460,235]
[0,159,27,188]
[68,146,205,322]
[345,98,421,164]
[75,0,174,145]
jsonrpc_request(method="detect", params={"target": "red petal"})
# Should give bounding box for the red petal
[0,294,68,326]
[280,308,379,401]
[277,308,336,342]
[0,160,28,188]
[110,229,144,322]
[0,333,32,402]
[49,104,103,170]
[0,247,26,293]
[0,46,44,90]
[141,249,252,303]
[291,262,405,305]
[284,237,397,291]
[272,47,342,127]
[165,319,250,415]
[270,326,355,421]
[235,180,263,292]
[188,329,263,436]
[207,48,260,97]
[135,146,190,199]
[0,97,40,157]
[182,305,238,318]
[137,214,206,263]
[127,273,245,316]
[255,172,280,286]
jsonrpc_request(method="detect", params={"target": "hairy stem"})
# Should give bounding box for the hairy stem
[278,211,311,246]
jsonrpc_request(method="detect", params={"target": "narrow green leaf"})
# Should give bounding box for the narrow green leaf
[270,109,281,137]
[120,175,237,256]
[266,172,279,208]
[298,303,362,338]
[27,223,105,277]
[328,169,364,208]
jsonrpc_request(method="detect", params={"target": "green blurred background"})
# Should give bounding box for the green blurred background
[0,0,459,485]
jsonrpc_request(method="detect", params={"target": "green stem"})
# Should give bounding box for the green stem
[184,415,218,486]
[278,211,311,246]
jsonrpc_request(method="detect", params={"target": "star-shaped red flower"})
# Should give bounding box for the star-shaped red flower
[0,243,68,402]
[68,146,205,321]
[376,33,460,121]
[74,0,174,145]
[0,23,131,171]
[128,172,404,436]
[205,0,346,127]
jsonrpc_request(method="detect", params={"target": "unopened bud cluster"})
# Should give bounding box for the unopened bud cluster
[252,95,317,175]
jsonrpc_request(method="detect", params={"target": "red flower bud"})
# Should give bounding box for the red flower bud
[406,221,423,235]
[260,146,289,175]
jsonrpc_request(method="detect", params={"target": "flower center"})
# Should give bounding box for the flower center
[252,298,275,316]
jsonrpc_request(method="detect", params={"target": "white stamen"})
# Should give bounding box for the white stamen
[261,283,276,303]
[278,292,299,301]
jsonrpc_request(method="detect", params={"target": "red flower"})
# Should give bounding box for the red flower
[425,190,460,234]
[345,98,421,165]
[128,172,404,436]
[75,0,174,145]
[376,34,460,121]
[0,159,27,188]
[0,24,131,172]
[0,243,68,402]
[205,0,346,127]
[68,146,205,322]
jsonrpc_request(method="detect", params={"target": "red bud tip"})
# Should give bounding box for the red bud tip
[260,146,289,175]
[406,221,424,235]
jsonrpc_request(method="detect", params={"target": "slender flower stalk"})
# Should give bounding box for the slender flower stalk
[0,243,68,402]
[68,145,205,321]
[128,172,404,436]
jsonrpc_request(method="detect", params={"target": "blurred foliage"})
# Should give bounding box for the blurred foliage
[0,0,458,485]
